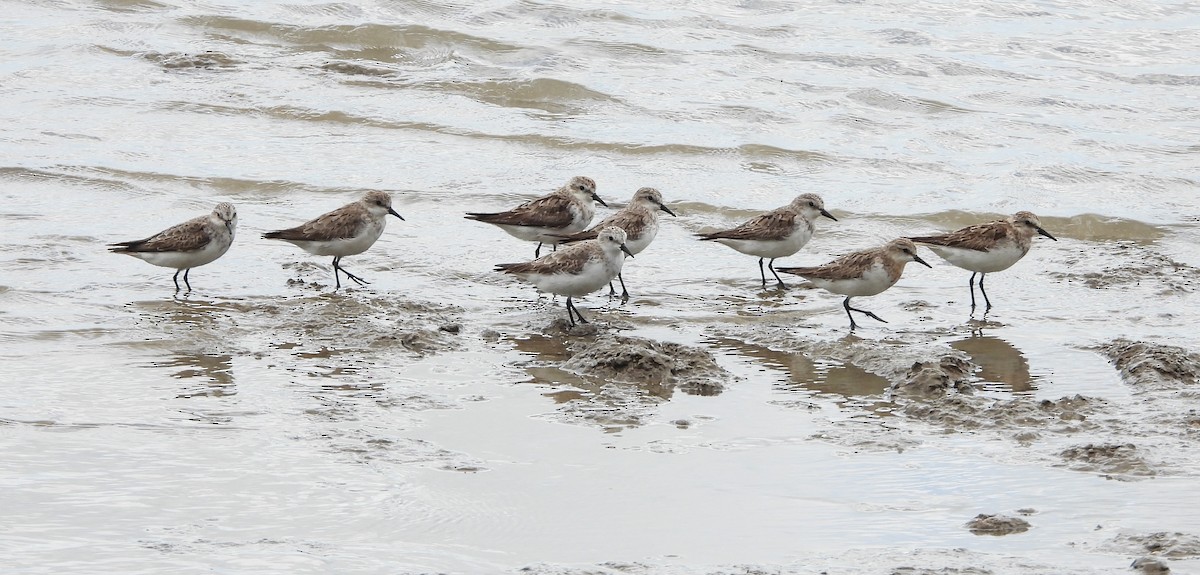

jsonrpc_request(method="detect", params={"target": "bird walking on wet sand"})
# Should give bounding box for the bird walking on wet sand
[551,187,675,300]
[697,193,837,289]
[466,176,607,258]
[108,202,237,292]
[776,238,931,331]
[495,226,635,327]
[907,211,1057,311]
[263,191,404,290]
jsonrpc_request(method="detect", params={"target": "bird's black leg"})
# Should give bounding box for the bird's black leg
[768,258,786,289]
[758,258,767,287]
[574,299,589,324]
[608,281,617,297]
[332,256,369,289]
[172,270,182,292]
[565,296,589,326]
[182,269,192,291]
[978,272,992,310]
[845,296,888,328]
[617,273,629,301]
[535,242,543,258]
[843,297,858,331]
[968,272,978,310]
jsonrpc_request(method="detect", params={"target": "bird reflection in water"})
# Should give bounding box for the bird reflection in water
[949,334,1037,394]
[710,338,892,414]
[131,298,241,400]
[155,352,235,398]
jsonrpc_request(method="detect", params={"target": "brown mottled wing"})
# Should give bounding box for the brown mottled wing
[109,215,211,252]
[909,221,1008,252]
[466,194,575,228]
[776,248,880,280]
[554,208,644,243]
[550,227,599,243]
[608,208,648,240]
[265,204,365,242]
[699,209,795,241]
[496,242,596,275]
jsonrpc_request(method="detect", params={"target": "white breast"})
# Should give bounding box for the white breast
[623,220,659,255]
[927,243,1026,273]
[716,223,812,259]
[808,262,896,297]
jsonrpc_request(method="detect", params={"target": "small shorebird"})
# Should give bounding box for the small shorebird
[697,193,837,289]
[109,202,237,292]
[777,238,931,331]
[496,226,634,326]
[552,187,675,300]
[908,211,1057,310]
[263,191,404,290]
[466,176,607,258]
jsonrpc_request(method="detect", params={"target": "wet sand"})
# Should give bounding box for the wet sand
[3,1,1200,573]
[6,186,1199,572]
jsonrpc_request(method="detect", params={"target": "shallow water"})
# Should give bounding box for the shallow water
[2,1,1200,573]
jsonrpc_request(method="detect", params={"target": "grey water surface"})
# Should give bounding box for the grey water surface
[2,1,1199,573]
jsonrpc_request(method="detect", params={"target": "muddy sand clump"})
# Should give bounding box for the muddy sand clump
[1099,339,1200,392]
[709,326,1139,470]
[1057,443,1156,478]
[890,355,975,398]
[712,326,1100,433]
[562,333,730,397]
[263,295,463,355]
[1130,556,1172,574]
[127,294,461,359]
[510,326,733,430]
[1105,531,1200,558]
[712,325,975,387]
[900,394,1096,437]
[140,50,242,70]
[965,513,1032,535]
[1051,240,1199,293]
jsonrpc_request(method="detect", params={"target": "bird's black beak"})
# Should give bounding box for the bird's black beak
[820,209,838,222]
[592,192,608,208]
[389,207,405,221]
[620,243,634,258]
[1037,226,1057,241]
[913,254,932,268]
[659,203,677,217]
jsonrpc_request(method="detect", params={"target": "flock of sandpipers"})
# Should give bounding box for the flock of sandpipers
[108,176,1057,330]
